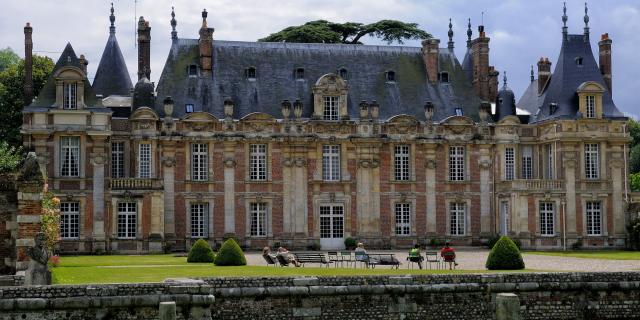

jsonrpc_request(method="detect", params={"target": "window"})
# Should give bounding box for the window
[323,96,339,121]
[449,146,465,181]
[575,57,583,66]
[521,146,533,180]
[185,104,194,113]
[586,201,602,235]
[60,202,79,239]
[546,144,554,179]
[585,143,599,180]
[188,65,198,77]
[60,136,80,177]
[295,68,305,80]
[440,72,449,83]
[549,103,558,115]
[63,83,77,109]
[394,145,410,181]
[191,143,208,181]
[320,205,344,238]
[138,143,151,178]
[338,68,348,79]
[322,145,340,181]
[250,202,267,236]
[455,108,463,116]
[505,147,515,181]
[450,202,466,236]
[585,95,596,118]
[249,144,267,181]
[395,203,411,236]
[117,202,137,239]
[540,202,555,236]
[246,67,256,80]
[111,142,124,178]
[190,203,209,238]
[386,71,396,82]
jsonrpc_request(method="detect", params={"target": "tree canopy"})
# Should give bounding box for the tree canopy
[0,48,54,146]
[259,20,431,44]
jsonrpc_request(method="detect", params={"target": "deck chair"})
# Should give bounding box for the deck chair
[275,254,290,267]
[263,254,278,266]
[442,251,457,269]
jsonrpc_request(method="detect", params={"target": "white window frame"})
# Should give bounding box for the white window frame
[323,96,339,121]
[60,202,80,239]
[395,203,411,236]
[539,202,555,236]
[449,202,466,236]
[117,202,137,239]
[585,143,600,180]
[586,201,602,236]
[60,136,80,177]
[394,145,410,181]
[63,82,77,110]
[191,143,209,181]
[250,202,267,237]
[111,142,124,178]
[521,146,533,180]
[249,144,267,181]
[322,145,341,181]
[505,147,515,181]
[190,203,209,238]
[138,143,152,178]
[449,146,465,181]
[585,95,596,118]
[319,204,344,239]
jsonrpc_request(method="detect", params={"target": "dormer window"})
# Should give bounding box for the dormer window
[386,70,396,82]
[245,67,257,80]
[323,96,339,121]
[585,95,596,118]
[338,68,348,79]
[440,72,450,83]
[549,103,558,115]
[576,81,605,119]
[575,57,584,66]
[295,68,305,80]
[185,104,194,113]
[63,83,77,109]
[455,108,463,116]
[188,65,198,77]
[312,74,348,121]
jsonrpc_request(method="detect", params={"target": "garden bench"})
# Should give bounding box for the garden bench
[367,253,400,269]
[292,252,331,267]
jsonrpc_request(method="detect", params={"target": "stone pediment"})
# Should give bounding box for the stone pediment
[241,112,276,122]
[181,112,218,131]
[496,115,521,125]
[386,114,419,134]
[441,115,475,135]
[314,73,348,90]
[130,107,159,121]
[53,67,84,80]
[576,81,605,93]
[241,112,276,132]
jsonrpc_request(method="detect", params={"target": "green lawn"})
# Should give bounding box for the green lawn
[51,254,524,285]
[524,250,640,260]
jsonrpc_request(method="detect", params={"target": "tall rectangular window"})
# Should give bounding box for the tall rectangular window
[111,142,124,178]
[63,83,77,109]
[540,202,555,236]
[250,202,267,236]
[60,136,80,177]
[585,143,599,180]
[117,202,137,239]
[450,202,466,236]
[249,144,267,181]
[505,147,515,181]
[546,144,554,179]
[394,145,410,181]
[395,203,411,236]
[449,146,465,181]
[322,145,340,181]
[190,203,209,238]
[586,201,602,235]
[60,202,79,239]
[323,96,339,121]
[138,143,151,178]
[191,143,208,181]
[585,95,596,118]
[521,146,533,180]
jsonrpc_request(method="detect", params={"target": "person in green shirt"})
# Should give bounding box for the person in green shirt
[408,244,424,269]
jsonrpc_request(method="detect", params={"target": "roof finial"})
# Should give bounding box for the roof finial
[583,2,590,39]
[109,2,115,34]
[201,9,208,28]
[530,65,534,82]
[447,18,454,51]
[503,71,508,88]
[562,2,568,41]
[466,18,472,48]
[171,6,177,40]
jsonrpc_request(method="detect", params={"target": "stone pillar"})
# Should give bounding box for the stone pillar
[356,146,380,238]
[159,301,176,320]
[610,150,625,238]
[15,155,44,272]
[563,148,577,236]
[223,142,236,235]
[282,146,308,239]
[496,293,521,320]
[478,145,492,235]
[425,145,437,235]
[162,147,176,242]
[90,138,108,251]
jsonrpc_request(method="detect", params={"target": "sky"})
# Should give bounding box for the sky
[1,0,638,118]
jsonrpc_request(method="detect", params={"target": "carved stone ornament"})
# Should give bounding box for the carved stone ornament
[224,158,237,168]
[609,159,624,168]
[358,159,371,168]
[563,159,577,168]
[329,193,336,202]
[162,157,176,167]
[282,158,293,167]
[139,122,151,129]
[65,193,74,201]
[478,159,492,169]
[123,190,133,201]
[90,154,106,166]
[25,232,51,285]
[196,193,204,201]
[294,157,307,167]
[425,159,437,169]
[370,159,379,168]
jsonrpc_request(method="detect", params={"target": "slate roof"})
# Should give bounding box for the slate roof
[519,34,624,123]
[495,83,516,121]
[516,79,541,116]
[92,32,132,97]
[154,40,483,121]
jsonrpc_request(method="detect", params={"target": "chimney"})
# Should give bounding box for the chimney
[79,54,88,75]
[470,25,491,101]
[137,16,151,80]
[537,57,552,94]
[199,9,214,76]
[599,33,612,94]
[488,66,499,102]
[421,38,440,83]
[24,22,33,105]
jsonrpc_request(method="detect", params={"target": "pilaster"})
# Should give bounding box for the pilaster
[223,141,236,235]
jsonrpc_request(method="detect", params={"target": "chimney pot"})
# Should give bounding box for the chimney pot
[599,34,613,94]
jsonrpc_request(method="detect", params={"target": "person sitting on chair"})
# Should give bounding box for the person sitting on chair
[440,242,459,269]
[277,246,301,267]
[408,244,424,269]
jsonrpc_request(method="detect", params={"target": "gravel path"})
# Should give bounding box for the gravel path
[245,250,640,272]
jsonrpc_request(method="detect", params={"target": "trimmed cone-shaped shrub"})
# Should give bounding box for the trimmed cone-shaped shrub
[485,236,525,270]
[214,238,247,266]
[187,239,215,263]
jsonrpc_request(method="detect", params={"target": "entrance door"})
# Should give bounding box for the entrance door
[500,201,509,236]
[319,205,344,249]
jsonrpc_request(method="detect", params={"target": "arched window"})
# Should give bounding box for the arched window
[245,67,257,80]
[338,68,348,79]
[386,70,396,82]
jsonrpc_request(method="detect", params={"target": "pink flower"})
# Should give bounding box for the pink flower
[51,197,61,206]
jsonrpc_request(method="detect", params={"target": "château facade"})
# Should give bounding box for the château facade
[19,4,631,253]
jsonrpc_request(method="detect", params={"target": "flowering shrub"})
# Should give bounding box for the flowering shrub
[48,255,61,267]
[41,183,60,252]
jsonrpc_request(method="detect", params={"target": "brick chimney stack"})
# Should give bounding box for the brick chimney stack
[537,57,552,94]
[471,25,492,101]
[199,9,214,76]
[24,22,33,105]
[137,17,151,80]
[421,38,440,83]
[79,54,88,75]
[598,33,612,94]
